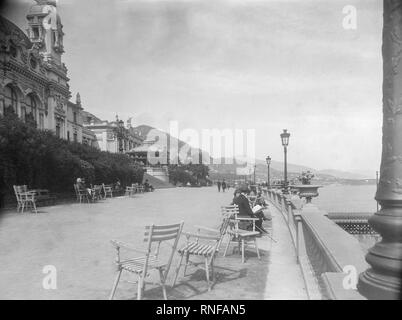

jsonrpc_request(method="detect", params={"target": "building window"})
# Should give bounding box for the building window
[73,112,77,123]
[39,113,44,129]
[73,132,77,143]
[4,85,17,114]
[21,106,26,121]
[32,26,39,39]
[27,94,37,121]
[67,131,70,141]
[56,123,61,138]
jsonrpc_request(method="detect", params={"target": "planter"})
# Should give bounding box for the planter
[290,185,322,203]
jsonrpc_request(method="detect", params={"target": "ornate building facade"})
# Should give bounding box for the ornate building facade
[0,0,97,147]
[83,112,143,153]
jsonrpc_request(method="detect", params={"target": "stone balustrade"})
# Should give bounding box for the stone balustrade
[262,187,368,300]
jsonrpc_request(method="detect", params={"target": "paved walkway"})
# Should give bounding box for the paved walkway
[262,204,307,299]
[0,187,307,299]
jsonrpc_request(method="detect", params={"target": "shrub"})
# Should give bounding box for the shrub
[0,113,144,207]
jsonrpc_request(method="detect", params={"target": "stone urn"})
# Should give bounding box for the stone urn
[290,185,322,203]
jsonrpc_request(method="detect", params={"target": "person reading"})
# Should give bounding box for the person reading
[232,186,268,234]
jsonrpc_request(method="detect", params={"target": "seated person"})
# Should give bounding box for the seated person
[232,186,268,234]
[143,179,154,192]
[76,178,91,196]
[231,189,241,205]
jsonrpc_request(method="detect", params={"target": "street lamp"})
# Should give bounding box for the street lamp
[114,118,125,153]
[253,164,257,184]
[266,156,271,188]
[280,129,290,194]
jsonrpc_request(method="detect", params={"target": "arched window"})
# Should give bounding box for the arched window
[27,94,37,120]
[4,85,17,113]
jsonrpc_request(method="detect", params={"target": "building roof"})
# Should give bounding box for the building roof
[128,139,165,153]
[81,110,103,125]
[0,16,32,49]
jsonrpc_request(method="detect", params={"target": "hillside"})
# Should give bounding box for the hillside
[134,125,373,182]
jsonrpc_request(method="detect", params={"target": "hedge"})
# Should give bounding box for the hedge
[0,112,144,207]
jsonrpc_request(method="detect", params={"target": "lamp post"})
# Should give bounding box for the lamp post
[266,156,271,188]
[280,129,290,194]
[115,118,125,153]
[253,164,256,184]
[357,0,402,300]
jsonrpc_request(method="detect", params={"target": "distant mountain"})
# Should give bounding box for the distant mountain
[317,169,369,180]
[133,128,372,181]
[133,124,212,163]
[255,159,314,173]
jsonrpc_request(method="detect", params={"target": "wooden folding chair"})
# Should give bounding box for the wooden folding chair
[172,215,231,291]
[125,186,135,197]
[222,205,261,263]
[102,183,113,199]
[13,185,37,214]
[91,185,102,202]
[74,184,89,203]
[109,221,184,300]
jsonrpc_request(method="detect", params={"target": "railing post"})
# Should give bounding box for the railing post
[281,196,285,214]
[287,200,292,225]
[295,213,302,264]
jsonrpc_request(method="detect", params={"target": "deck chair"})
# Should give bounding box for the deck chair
[13,185,37,214]
[13,185,26,212]
[109,221,184,300]
[125,186,135,197]
[222,205,261,263]
[74,184,89,203]
[102,184,113,199]
[91,185,102,202]
[172,215,231,291]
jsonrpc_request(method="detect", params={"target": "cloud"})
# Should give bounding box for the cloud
[2,0,383,172]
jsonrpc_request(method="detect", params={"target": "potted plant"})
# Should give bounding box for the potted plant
[291,171,322,203]
[298,170,315,185]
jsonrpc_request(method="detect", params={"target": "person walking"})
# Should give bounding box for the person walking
[217,180,221,192]
[222,180,227,192]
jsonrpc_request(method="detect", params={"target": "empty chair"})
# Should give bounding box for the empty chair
[222,205,261,263]
[91,185,102,202]
[172,215,231,291]
[13,185,37,214]
[102,183,113,199]
[109,221,184,300]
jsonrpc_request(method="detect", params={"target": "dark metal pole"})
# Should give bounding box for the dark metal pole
[254,164,256,184]
[358,0,402,300]
[376,170,379,212]
[284,146,288,194]
[268,163,270,188]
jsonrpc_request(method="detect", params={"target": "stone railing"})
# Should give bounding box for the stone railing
[262,188,368,300]
[327,212,377,235]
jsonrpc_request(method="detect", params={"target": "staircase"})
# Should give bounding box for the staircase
[142,172,175,189]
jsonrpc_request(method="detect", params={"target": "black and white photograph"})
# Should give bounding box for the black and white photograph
[0,0,401,302]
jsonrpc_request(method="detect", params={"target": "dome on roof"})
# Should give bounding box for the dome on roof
[35,0,57,6]
[0,16,32,49]
[28,1,60,18]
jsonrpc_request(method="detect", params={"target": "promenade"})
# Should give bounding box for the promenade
[0,187,307,300]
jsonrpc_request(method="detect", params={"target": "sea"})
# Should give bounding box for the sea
[314,184,378,214]
[312,184,380,252]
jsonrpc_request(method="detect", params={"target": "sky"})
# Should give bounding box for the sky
[2,0,383,176]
